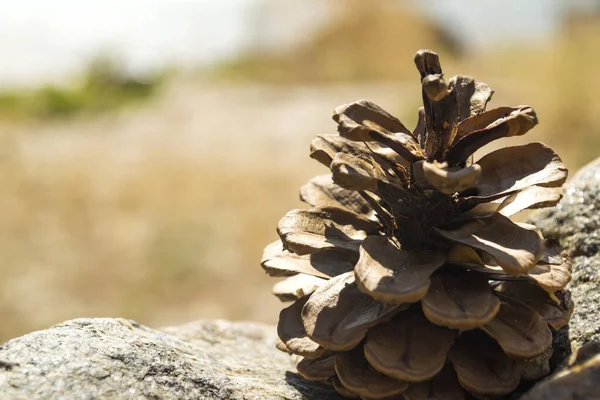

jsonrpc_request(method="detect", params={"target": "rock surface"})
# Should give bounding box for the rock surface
[532,157,600,351]
[0,318,341,400]
[522,157,600,399]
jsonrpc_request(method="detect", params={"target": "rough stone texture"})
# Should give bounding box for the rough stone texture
[0,318,341,400]
[521,157,600,399]
[531,157,600,351]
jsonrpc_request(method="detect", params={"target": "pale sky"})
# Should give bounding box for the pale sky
[414,0,566,47]
[0,0,251,86]
[0,0,593,87]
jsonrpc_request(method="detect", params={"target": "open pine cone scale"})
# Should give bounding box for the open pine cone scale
[261,49,573,399]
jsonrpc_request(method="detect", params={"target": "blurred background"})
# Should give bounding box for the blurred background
[0,0,599,343]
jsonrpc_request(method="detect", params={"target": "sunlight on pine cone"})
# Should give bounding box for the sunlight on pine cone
[261,49,573,399]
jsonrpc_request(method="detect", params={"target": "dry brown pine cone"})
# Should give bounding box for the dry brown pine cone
[261,49,574,399]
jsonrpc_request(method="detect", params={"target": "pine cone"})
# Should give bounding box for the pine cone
[261,49,574,399]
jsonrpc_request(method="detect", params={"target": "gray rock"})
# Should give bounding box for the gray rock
[521,157,600,399]
[0,318,341,400]
[531,157,600,351]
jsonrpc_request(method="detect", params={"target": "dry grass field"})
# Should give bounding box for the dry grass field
[0,80,420,341]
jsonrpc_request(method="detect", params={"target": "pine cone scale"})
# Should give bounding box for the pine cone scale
[261,49,573,399]
[363,307,456,382]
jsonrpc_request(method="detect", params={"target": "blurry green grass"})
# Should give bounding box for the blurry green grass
[0,57,164,120]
